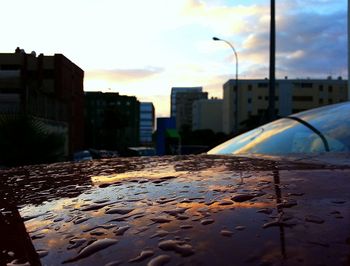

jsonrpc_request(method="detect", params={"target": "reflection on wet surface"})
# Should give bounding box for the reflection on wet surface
[0,154,350,265]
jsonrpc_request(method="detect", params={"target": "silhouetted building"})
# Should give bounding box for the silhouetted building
[223,77,348,134]
[0,48,84,157]
[192,98,223,133]
[170,87,203,118]
[85,91,140,152]
[139,102,155,145]
[156,117,180,155]
[173,89,208,131]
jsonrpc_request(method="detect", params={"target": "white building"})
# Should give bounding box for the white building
[192,98,223,133]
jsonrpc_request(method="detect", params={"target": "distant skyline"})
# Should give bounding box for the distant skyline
[1,0,347,117]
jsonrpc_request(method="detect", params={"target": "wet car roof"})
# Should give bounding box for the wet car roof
[1,154,350,265]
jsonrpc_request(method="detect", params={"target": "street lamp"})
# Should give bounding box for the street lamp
[269,0,276,121]
[213,37,239,134]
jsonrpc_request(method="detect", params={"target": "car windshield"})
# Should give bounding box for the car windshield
[208,102,350,155]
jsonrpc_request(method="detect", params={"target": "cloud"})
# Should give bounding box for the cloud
[86,67,164,83]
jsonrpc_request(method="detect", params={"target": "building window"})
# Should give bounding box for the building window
[329,99,333,104]
[258,83,268,88]
[301,83,313,88]
[328,86,333,92]
[319,98,324,104]
[292,96,313,102]
[258,96,262,100]
[319,85,323,91]
[248,98,252,104]
[248,85,252,91]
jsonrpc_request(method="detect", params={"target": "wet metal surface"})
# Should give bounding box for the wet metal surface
[0,154,350,265]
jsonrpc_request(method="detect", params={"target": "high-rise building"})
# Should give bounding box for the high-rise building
[170,87,203,118]
[84,91,140,151]
[0,48,84,157]
[223,78,348,134]
[139,102,155,145]
[192,98,223,133]
[170,87,208,130]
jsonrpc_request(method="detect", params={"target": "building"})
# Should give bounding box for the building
[0,48,84,158]
[170,87,203,118]
[223,77,348,134]
[170,87,208,130]
[139,102,155,145]
[84,91,140,151]
[156,117,180,155]
[192,98,223,133]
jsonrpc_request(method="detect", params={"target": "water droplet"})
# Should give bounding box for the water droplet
[73,217,89,224]
[90,230,106,236]
[158,239,194,256]
[114,225,130,236]
[36,249,49,258]
[105,208,134,215]
[105,260,122,266]
[220,230,233,237]
[151,217,172,223]
[257,208,273,215]
[305,215,324,224]
[200,219,214,225]
[62,238,118,263]
[277,199,297,208]
[150,230,169,239]
[231,194,257,202]
[235,226,245,231]
[164,208,188,216]
[129,250,154,262]
[147,254,171,266]
[180,225,193,230]
[67,238,87,250]
[31,233,45,240]
[218,200,234,206]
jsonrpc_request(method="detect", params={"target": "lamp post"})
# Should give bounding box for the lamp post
[268,0,276,121]
[213,37,239,134]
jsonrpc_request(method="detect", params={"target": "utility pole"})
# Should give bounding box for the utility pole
[268,0,276,120]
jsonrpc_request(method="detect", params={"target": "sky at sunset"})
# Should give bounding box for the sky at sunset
[1,0,347,117]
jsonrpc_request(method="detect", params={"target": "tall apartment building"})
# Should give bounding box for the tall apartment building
[139,102,155,145]
[175,90,208,131]
[0,48,84,157]
[223,77,348,134]
[84,91,140,151]
[192,98,223,133]
[170,87,203,118]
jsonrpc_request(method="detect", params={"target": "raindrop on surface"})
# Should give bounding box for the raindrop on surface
[147,254,171,266]
[62,238,118,263]
[231,194,258,202]
[200,219,214,225]
[105,208,134,215]
[180,225,193,229]
[150,230,169,239]
[67,238,87,250]
[235,226,246,231]
[129,250,155,262]
[220,230,233,237]
[105,260,122,266]
[151,217,172,223]
[305,215,325,224]
[36,249,49,258]
[73,217,89,224]
[158,239,194,256]
[114,225,130,236]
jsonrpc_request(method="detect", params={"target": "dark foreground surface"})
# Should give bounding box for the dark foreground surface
[0,154,350,265]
